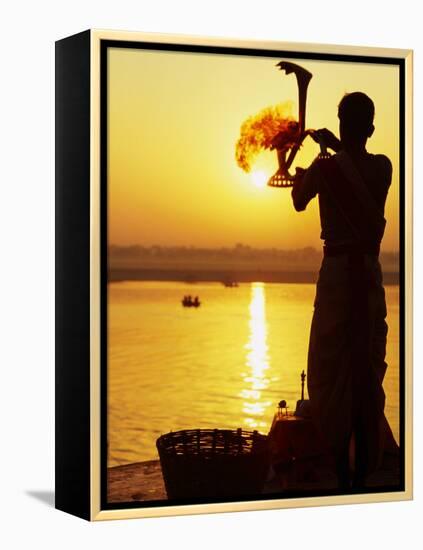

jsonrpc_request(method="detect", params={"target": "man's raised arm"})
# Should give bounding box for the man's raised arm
[291,162,320,211]
[291,128,340,211]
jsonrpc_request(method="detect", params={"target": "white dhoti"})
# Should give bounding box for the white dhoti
[307,252,388,474]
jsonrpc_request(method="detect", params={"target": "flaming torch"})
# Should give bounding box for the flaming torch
[235,102,297,174]
[235,61,317,188]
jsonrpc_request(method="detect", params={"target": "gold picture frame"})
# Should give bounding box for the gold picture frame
[55,29,413,521]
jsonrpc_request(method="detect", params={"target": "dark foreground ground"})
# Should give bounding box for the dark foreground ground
[107,451,400,504]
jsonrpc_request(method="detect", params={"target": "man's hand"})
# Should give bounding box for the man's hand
[293,167,307,182]
[311,128,341,152]
[295,167,307,177]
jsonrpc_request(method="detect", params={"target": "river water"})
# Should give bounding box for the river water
[108,281,399,466]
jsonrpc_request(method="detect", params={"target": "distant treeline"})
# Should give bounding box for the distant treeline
[109,243,399,266]
[108,244,399,284]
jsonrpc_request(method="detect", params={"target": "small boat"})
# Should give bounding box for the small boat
[223,281,239,288]
[181,296,201,308]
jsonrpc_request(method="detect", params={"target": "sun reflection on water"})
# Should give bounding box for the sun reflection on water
[241,282,272,429]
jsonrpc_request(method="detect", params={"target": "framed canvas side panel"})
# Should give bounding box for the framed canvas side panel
[55,29,92,521]
[404,50,413,498]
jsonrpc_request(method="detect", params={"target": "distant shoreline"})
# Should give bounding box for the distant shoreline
[109,268,399,285]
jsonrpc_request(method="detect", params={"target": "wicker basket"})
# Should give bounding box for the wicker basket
[156,428,270,500]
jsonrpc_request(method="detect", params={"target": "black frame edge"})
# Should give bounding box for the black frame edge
[55,29,91,521]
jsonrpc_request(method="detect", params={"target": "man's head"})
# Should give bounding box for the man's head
[338,92,375,146]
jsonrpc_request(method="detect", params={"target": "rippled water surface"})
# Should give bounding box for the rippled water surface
[108,282,399,466]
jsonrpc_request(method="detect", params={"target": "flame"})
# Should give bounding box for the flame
[235,102,298,173]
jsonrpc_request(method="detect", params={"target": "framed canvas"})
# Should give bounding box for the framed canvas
[55,29,413,521]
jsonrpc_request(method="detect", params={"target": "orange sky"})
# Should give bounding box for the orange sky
[108,47,400,251]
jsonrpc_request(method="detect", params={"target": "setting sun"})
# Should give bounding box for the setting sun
[251,170,268,188]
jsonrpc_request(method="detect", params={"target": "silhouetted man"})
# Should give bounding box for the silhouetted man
[292,92,393,490]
